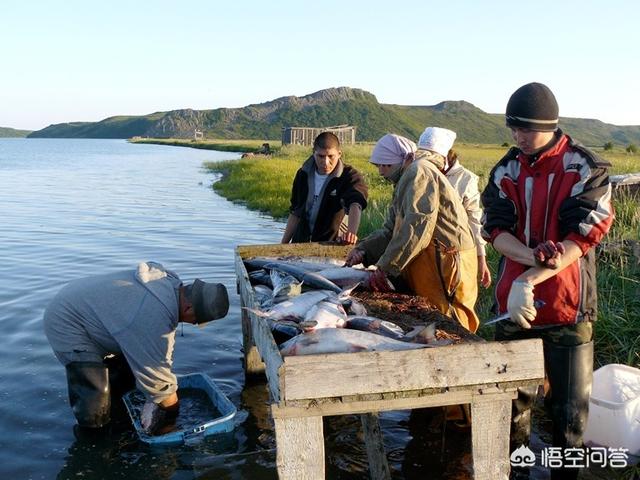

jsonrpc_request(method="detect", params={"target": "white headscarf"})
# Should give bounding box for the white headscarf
[417,127,457,157]
[369,134,417,165]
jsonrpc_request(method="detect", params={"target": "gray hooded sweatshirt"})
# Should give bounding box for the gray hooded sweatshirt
[44,262,182,403]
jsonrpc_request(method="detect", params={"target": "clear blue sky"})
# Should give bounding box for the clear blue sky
[2,0,639,131]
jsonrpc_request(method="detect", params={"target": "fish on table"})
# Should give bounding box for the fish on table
[279,328,440,356]
[313,266,372,288]
[302,300,347,330]
[252,284,273,308]
[263,262,343,294]
[244,256,344,273]
[345,315,405,340]
[245,290,337,322]
[248,269,272,288]
[270,269,302,304]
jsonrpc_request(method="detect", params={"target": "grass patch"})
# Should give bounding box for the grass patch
[129,137,280,153]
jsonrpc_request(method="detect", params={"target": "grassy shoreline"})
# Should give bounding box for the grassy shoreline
[128,137,280,153]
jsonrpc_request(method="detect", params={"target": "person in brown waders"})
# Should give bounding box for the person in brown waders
[345,131,479,332]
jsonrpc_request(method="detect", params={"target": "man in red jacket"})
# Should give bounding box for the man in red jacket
[482,82,614,480]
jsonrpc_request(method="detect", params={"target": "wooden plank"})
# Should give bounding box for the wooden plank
[273,415,325,480]
[470,391,512,480]
[360,413,391,480]
[271,385,522,419]
[235,250,283,402]
[281,339,544,401]
[234,253,265,376]
[237,242,352,260]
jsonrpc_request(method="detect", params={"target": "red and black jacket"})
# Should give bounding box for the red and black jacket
[481,131,614,326]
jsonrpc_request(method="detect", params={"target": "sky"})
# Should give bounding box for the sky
[2,0,639,131]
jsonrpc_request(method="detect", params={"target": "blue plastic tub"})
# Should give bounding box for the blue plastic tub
[123,372,237,446]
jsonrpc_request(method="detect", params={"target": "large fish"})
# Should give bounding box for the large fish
[270,269,302,304]
[267,319,304,344]
[279,328,431,356]
[303,301,347,330]
[253,284,273,308]
[314,266,372,288]
[244,256,343,273]
[248,269,272,287]
[263,262,343,294]
[246,290,336,322]
[345,315,405,340]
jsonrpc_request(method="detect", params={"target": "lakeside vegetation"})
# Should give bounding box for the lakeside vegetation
[129,137,280,153]
[204,141,640,372]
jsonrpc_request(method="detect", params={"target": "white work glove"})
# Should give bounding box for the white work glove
[507,281,535,329]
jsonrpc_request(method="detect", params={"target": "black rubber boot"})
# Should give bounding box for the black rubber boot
[65,361,111,428]
[103,354,135,398]
[509,385,538,479]
[544,341,594,480]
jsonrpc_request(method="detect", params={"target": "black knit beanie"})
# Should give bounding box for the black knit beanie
[506,82,559,131]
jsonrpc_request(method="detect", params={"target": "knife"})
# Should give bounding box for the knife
[484,300,546,326]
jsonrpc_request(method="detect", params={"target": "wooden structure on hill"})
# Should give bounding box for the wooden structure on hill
[282,124,356,146]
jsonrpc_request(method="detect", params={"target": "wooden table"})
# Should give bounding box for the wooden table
[235,243,544,480]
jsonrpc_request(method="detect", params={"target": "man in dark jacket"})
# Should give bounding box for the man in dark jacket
[481,82,614,480]
[281,132,368,244]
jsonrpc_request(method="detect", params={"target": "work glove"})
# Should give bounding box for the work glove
[507,281,535,329]
[369,268,393,293]
[344,248,365,267]
[533,240,565,269]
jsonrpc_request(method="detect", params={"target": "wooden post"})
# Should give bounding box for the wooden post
[361,412,391,480]
[240,297,265,377]
[470,391,513,480]
[274,415,325,480]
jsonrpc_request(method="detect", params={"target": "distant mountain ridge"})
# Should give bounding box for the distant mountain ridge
[1,127,32,138]
[28,87,640,146]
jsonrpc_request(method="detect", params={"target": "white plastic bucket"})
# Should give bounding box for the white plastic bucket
[583,363,640,455]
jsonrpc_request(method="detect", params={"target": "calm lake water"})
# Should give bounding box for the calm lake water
[0,139,285,479]
[1,138,616,480]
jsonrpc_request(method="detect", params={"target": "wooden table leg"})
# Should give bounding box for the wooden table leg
[361,412,391,480]
[470,392,513,480]
[274,415,325,479]
[240,302,265,377]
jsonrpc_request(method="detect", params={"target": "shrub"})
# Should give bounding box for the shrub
[603,141,614,151]
[626,144,637,154]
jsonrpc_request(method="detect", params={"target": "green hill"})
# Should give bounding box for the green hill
[28,87,640,146]
[0,127,32,138]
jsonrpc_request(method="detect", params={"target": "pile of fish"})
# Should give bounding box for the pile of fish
[244,256,452,356]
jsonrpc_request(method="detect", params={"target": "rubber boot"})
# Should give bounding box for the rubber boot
[65,361,111,428]
[104,354,135,398]
[509,385,538,479]
[543,341,594,480]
